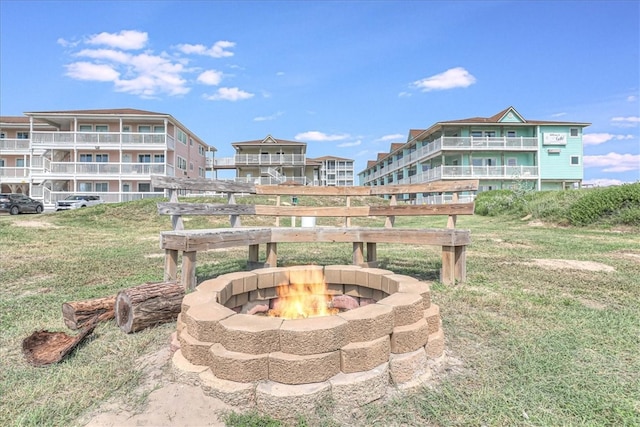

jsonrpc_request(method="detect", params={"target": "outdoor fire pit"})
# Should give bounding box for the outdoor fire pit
[172,265,446,418]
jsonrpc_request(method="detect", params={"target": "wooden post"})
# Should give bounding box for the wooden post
[454,245,467,283]
[228,192,241,227]
[366,242,377,263]
[385,195,397,228]
[353,242,364,265]
[345,196,351,227]
[275,195,281,227]
[164,249,178,282]
[441,246,455,285]
[182,251,197,291]
[447,192,459,229]
[266,243,277,267]
[248,244,260,263]
[169,189,184,231]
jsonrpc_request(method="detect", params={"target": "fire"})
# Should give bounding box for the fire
[268,269,338,319]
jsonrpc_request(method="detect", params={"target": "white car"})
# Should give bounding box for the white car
[56,195,104,211]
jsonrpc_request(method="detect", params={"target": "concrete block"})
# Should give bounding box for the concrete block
[330,363,389,408]
[337,303,394,343]
[181,289,217,312]
[171,349,208,386]
[359,268,394,290]
[199,368,256,407]
[255,267,290,288]
[425,304,441,334]
[388,347,429,385]
[377,292,425,327]
[279,315,348,355]
[210,343,269,382]
[425,328,445,358]
[256,381,332,420]
[269,351,340,384]
[183,302,235,342]
[178,329,213,367]
[397,280,432,309]
[390,318,430,354]
[218,314,283,354]
[344,284,361,297]
[340,335,390,374]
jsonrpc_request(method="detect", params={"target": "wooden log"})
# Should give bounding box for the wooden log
[62,295,116,330]
[22,320,98,367]
[115,282,184,334]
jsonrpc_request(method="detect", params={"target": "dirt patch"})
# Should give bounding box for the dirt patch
[526,259,615,272]
[79,346,231,426]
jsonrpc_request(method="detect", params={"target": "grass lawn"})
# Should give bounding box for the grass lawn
[0,199,638,426]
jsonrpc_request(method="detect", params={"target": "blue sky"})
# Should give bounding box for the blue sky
[1,0,638,185]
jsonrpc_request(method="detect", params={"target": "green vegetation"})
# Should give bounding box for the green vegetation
[475,182,640,226]
[1,189,639,426]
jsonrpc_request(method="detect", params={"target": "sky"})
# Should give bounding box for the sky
[1,0,638,186]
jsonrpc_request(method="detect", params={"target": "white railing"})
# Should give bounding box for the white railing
[234,153,306,166]
[0,167,29,178]
[39,161,167,175]
[208,157,235,167]
[233,176,309,185]
[389,165,539,185]
[38,188,165,205]
[31,132,173,148]
[0,138,30,150]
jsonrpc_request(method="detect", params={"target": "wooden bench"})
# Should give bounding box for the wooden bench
[151,175,478,291]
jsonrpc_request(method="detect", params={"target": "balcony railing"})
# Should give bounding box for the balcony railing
[234,154,306,166]
[0,167,29,178]
[388,165,539,185]
[35,188,165,205]
[362,136,539,182]
[233,176,309,185]
[37,160,167,176]
[31,132,175,150]
[0,138,30,151]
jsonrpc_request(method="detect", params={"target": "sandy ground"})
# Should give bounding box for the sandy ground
[78,347,232,427]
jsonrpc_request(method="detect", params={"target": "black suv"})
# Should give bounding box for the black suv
[0,193,44,215]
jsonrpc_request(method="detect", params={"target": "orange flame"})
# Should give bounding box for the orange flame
[268,269,338,319]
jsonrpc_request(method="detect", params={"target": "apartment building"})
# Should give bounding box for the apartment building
[210,135,355,186]
[359,106,590,202]
[0,108,214,208]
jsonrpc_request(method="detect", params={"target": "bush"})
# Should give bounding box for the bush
[568,183,640,226]
[475,190,527,216]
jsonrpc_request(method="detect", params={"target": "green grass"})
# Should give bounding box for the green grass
[1,192,639,426]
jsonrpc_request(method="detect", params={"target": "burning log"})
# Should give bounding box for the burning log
[22,319,98,367]
[115,281,184,333]
[62,295,116,330]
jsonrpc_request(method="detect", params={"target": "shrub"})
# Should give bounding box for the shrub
[568,183,640,226]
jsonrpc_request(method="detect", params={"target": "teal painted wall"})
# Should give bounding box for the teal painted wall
[538,125,583,180]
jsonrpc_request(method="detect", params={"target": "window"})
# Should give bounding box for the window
[138,154,151,163]
[16,158,25,167]
[189,138,193,146]
[177,129,187,145]
[153,126,165,133]
[0,159,4,167]
[79,154,93,162]
[177,156,187,170]
[570,156,580,166]
[95,154,109,162]
[78,182,92,192]
[95,125,108,132]
[138,183,151,192]
[95,182,108,192]
[506,131,516,138]
[17,132,29,139]
[570,128,579,137]
[189,162,194,170]
[154,154,165,163]
[0,132,5,138]
[198,145,205,156]
[507,158,518,166]
[122,126,131,132]
[484,131,496,137]
[471,131,483,138]
[138,125,151,133]
[79,125,92,132]
[199,167,205,177]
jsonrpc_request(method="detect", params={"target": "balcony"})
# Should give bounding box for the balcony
[392,165,539,184]
[0,167,29,182]
[31,161,167,178]
[31,132,175,150]
[0,138,30,152]
[233,176,309,185]
[234,153,306,166]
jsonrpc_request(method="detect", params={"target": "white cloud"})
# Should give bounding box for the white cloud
[65,62,120,81]
[76,48,131,63]
[584,152,640,172]
[205,87,254,101]
[337,140,362,148]
[276,71,285,76]
[583,133,635,146]
[355,150,369,157]
[628,95,637,102]
[377,134,405,142]
[551,112,567,118]
[197,70,223,85]
[254,112,283,121]
[86,30,148,50]
[412,67,476,92]
[398,91,412,98]
[176,41,235,58]
[295,131,350,142]
[611,116,640,127]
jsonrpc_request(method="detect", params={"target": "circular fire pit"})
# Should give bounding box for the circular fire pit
[172,265,446,418]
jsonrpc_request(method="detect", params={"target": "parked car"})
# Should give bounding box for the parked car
[0,193,44,215]
[56,195,104,211]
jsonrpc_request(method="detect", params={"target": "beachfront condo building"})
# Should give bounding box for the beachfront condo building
[358,106,590,203]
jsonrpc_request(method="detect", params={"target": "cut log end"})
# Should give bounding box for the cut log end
[115,281,184,334]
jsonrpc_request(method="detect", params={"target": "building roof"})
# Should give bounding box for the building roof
[308,155,354,162]
[0,116,30,124]
[231,135,306,147]
[24,108,169,116]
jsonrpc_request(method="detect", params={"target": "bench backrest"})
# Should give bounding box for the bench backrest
[151,175,478,231]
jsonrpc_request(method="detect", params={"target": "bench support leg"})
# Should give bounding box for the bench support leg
[248,244,260,264]
[266,243,277,267]
[182,251,197,291]
[366,242,378,267]
[353,242,364,265]
[164,249,178,283]
[441,245,466,285]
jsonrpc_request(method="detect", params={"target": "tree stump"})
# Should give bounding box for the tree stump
[115,281,184,333]
[62,295,116,330]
